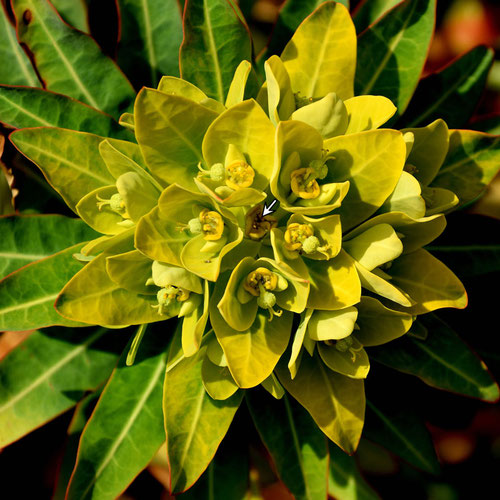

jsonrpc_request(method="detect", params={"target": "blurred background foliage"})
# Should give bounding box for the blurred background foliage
[1,0,500,499]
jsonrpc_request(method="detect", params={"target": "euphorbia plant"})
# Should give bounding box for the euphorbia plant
[0,0,499,498]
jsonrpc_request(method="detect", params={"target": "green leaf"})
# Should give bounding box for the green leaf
[281,1,356,101]
[177,426,249,500]
[369,313,500,402]
[0,3,39,86]
[117,0,183,88]
[431,129,500,207]
[247,390,328,500]
[472,114,500,135]
[66,327,169,500]
[164,344,243,493]
[355,0,436,116]
[0,243,87,331]
[0,168,14,215]
[427,244,500,278]
[400,46,494,128]
[263,0,349,60]
[10,128,115,212]
[0,86,133,140]
[135,88,218,189]
[353,0,402,33]
[51,0,89,32]
[364,399,440,474]
[276,351,365,453]
[0,326,126,447]
[328,443,380,500]
[0,214,98,279]
[180,0,252,102]
[12,0,135,117]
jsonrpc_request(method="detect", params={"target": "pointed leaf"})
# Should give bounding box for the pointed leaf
[117,0,183,88]
[369,313,500,401]
[264,0,349,59]
[431,129,500,207]
[180,0,252,102]
[328,443,380,500]
[0,327,126,447]
[164,345,243,493]
[247,390,328,500]
[0,86,133,139]
[355,0,436,115]
[0,4,39,86]
[353,0,402,33]
[0,243,87,331]
[401,46,494,128]
[10,128,114,212]
[276,352,365,453]
[0,214,98,279]
[364,399,439,474]
[12,0,135,117]
[281,2,356,101]
[66,327,169,500]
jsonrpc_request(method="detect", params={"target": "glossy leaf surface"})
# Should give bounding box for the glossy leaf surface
[0,215,98,279]
[0,243,86,331]
[12,0,135,117]
[355,0,436,115]
[0,327,125,447]
[180,0,252,102]
[67,327,169,500]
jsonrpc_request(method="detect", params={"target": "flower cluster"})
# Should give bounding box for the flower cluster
[34,2,466,450]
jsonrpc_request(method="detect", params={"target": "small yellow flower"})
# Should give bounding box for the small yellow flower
[245,205,277,240]
[225,160,255,190]
[290,167,321,199]
[199,209,224,241]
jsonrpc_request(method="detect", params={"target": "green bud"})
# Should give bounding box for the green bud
[309,159,328,180]
[188,217,203,234]
[335,335,354,352]
[302,235,320,254]
[210,163,226,182]
[257,290,277,309]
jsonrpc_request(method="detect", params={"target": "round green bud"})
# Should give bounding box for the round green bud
[335,336,354,353]
[257,291,277,309]
[109,193,124,212]
[302,236,320,254]
[157,288,171,306]
[188,218,202,234]
[210,163,226,182]
[309,160,328,180]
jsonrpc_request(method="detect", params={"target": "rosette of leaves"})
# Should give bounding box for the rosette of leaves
[0,0,499,499]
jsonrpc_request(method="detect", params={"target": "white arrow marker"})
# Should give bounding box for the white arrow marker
[262,199,278,216]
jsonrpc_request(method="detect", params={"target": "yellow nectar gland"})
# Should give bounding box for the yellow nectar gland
[153,285,190,315]
[243,267,283,321]
[199,209,224,241]
[290,167,321,199]
[225,160,255,190]
[245,205,277,241]
[284,223,314,251]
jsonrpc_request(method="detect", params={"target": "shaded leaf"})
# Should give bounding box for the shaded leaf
[164,345,243,493]
[0,326,126,447]
[0,86,133,139]
[355,0,436,116]
[12,0,135,117]
[117,0,183,88]
[364,399,440,474]
[368,313,500,402]
[66,326,169,500]
[180,0,252,101]
[400,46,494,128]
[431,129,500,207]
[328,442,380,500]
[247,389,328,500]
[0,215,98,279]
[471,114,500,135]
[51,0,89,32]
[0,3,39,86]
[0,243,87,331]
[353,0,402,33]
